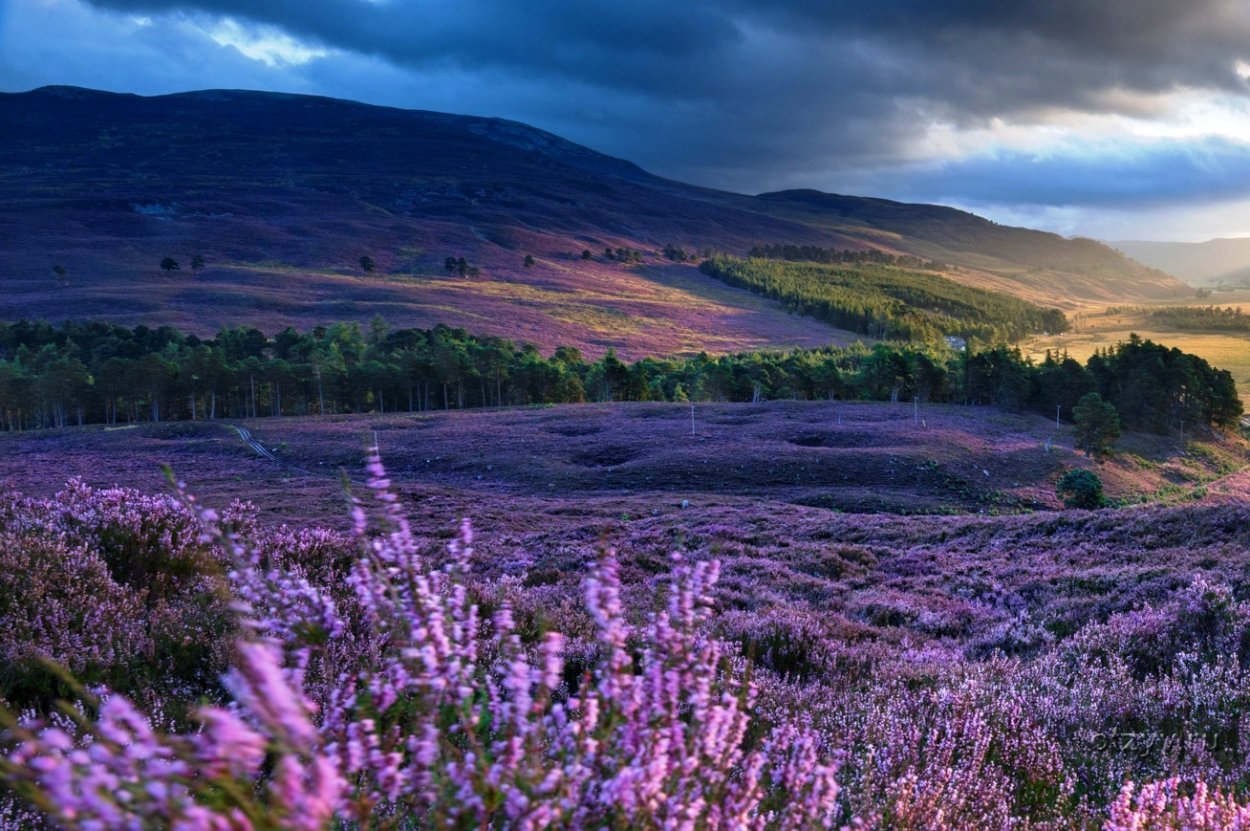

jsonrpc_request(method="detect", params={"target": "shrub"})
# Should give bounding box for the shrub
[0,529,150,701]
[0,483,241,706]
[1056,468,1105,509]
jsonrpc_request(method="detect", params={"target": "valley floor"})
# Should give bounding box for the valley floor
[3,400,1247,642]
[1024,301,1250,398]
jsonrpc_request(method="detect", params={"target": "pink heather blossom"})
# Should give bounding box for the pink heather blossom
[193,707,266,779]
[1106,778,1250,830]
[13,443,1250,829]
[3,450,842,829]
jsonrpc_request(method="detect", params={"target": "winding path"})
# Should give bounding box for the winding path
[233,425,281,464]
[229,423,366,486]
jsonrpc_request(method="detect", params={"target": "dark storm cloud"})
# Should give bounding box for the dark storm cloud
[80,0,742,96]
[77,0,1250,108]
[67,0,1250,202]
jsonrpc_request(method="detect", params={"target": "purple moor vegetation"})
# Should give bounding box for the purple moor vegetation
[3,450,1250,829]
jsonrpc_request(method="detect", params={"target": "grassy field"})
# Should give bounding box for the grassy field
[1023,302,1250,404]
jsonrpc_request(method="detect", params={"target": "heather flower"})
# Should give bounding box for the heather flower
[1106,778,1250,830]
[4,451,843,829]
[18,445,1250,829]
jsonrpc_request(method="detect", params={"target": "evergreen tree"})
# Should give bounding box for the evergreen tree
[1073,392,1121,459]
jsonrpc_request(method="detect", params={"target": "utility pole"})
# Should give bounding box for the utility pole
[1056,404,1061,430]
[690,402,695,436]
[913,395,919,425]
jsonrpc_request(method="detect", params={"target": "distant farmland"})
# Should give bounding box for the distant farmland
[1024,303,1250,398]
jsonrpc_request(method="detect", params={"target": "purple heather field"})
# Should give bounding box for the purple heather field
[4,12,1250,824]
[2,400,1250,828]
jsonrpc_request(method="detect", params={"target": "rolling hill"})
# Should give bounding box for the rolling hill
[758,190,1183,302]
[0,86,1187,357]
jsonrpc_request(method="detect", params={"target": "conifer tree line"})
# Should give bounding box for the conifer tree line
[1144,305,1250,333]
[701,256,1070,343]
[0,320,1239,433]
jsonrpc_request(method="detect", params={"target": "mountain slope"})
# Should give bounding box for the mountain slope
[754,190,1182,303]
[0,86,1187,356]
[1112,238,1250,285]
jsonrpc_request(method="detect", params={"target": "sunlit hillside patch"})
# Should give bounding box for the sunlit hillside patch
[1024,304,1250,398]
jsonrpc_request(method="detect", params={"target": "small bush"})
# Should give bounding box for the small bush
[1056,468,1105,509]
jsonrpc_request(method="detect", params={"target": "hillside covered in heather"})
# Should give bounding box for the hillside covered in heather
[0,86,1185,357]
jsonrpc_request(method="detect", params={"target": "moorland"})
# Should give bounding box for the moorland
[4,86,1250,829]
[5,398,1250,827]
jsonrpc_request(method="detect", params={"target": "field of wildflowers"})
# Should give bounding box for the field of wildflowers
[3,403,1250,828]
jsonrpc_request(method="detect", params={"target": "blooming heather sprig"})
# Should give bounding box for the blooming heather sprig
[4,640,341,831]
[4,696,198,829]
[332,489,842,828]
[1105,778,1250,830]
[169,476,343,651]
[5,452,843,829]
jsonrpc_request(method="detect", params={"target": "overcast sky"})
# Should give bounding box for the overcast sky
[4,0,1250,241]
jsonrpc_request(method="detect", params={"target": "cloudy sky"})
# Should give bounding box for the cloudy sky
[4,0,1250,241]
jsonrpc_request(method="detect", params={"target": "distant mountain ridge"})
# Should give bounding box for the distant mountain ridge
[759,190,1153,276]
[1112,237,1250,285]
[0,86,1186,355]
